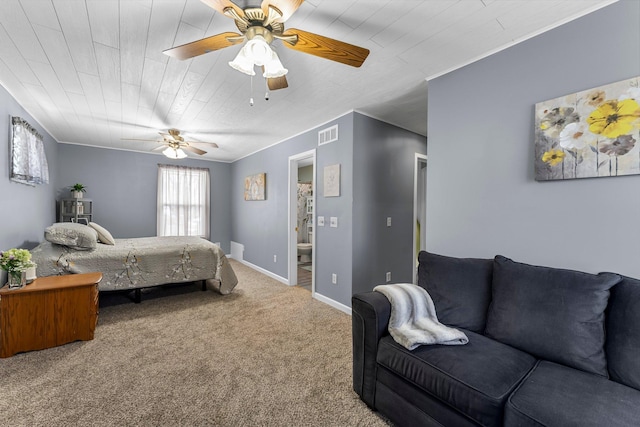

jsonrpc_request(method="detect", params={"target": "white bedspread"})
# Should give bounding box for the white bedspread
[374,283,468,350]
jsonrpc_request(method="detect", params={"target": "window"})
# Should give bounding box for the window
[10,116,49,186]
[157,164,210,238]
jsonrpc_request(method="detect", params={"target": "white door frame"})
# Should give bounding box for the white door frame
[288,149,316,293]
[413,153,427,284]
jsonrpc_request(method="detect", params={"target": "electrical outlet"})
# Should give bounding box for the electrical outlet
[387,217,392,227]
[273,255,277,263]
[386,272,391,282]
[330,217,338,228]
[317,216,325,226]
[332,273,337,284]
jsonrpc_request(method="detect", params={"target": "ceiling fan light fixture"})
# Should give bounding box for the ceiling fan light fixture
[263,50,288,78]
[229,45,256,76]
[163,146,188,159]
[245,35,272,66]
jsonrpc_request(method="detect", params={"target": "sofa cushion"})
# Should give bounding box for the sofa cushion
[377,329,536,426]
[505,361,640,427]
[417,251,493,333]
[606,275,640,389]
[485,255,620,377]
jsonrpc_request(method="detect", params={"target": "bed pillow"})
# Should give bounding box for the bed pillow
[485,255,621,377]
[45,222,98,250]
[89,222,115,245]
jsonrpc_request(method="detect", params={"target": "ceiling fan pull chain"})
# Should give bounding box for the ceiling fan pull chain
[264,76,269,101]
[249,75,254,106]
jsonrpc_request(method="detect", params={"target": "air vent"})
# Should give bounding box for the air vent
[318,125,338,145]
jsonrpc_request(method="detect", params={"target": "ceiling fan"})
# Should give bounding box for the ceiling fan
[124,129,219,159]
[163,0,370,91]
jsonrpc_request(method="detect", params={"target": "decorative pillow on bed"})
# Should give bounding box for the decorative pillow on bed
[45,222,98,250]
[89,222,115,245]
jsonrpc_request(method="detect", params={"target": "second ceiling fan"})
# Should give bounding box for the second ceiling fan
[163,0,370,91]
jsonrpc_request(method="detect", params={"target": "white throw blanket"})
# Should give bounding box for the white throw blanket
[374,283,469,350]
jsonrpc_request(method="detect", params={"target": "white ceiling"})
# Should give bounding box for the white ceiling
[0,0,616,162]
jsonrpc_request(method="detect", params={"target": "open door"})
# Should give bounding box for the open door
[288,150,316,292]
[413,154,427,283]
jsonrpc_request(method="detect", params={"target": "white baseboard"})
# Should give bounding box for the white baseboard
[230,241,351,315]
[313,292,352,315]
[237,259,289,285]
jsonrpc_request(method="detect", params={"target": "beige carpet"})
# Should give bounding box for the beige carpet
[0,260,390,426]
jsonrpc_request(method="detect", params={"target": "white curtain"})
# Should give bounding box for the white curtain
[157,164,210,238]
[10,116,49,186]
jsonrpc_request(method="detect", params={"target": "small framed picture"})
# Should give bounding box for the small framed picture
[71,217,89,225]
[324,164,340,197]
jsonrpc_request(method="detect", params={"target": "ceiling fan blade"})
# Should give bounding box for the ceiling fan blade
[200,0,245,18]
[267,75,288,91]
[152,145,166,152]
[261,0,303,23]
[186,141,219,148]
[281,28,369,68]
[163,32,243,60]
[121,138,160,142]
[183,145,207,155]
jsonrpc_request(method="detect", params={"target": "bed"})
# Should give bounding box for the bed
[30,222,238,302]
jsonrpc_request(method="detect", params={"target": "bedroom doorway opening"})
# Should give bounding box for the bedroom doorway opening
[288,150,316,293]
[413,154,427,283]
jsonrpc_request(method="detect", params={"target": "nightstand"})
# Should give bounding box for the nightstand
[0,272,102,358]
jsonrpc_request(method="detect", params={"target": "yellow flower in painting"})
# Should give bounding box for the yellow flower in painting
[587,99,640,138]
[541,149,565,166]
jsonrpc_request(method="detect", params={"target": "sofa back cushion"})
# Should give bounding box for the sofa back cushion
[417,251,493,333]
[606,275,640,389]
[485,255,620,377]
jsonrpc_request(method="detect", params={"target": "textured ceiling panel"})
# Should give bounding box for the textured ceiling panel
[0,0,617,162]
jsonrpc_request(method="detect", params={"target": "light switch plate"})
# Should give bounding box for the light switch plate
[317,216,325,226]
[330,217,338,228]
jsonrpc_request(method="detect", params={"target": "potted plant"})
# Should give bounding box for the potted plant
[70,183,86,199]
[1,248,36,289]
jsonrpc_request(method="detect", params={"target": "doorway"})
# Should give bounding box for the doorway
[288,150,316,293]
[413,154,427,283]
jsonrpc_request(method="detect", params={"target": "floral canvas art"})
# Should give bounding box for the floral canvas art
[535,76,640,181]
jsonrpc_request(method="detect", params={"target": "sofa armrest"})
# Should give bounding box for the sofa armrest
[352,291,391,408]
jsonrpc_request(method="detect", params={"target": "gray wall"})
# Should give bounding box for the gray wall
[57,144,232,252]
[231,111,425,307]
[230,113,353,302]
[427,0,640,278]
[0,84,58,254]
[352,114,427,295]
[314,114,354,305]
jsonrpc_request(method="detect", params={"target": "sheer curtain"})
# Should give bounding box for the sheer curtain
[10,116,49,186]
[157,164,210,239]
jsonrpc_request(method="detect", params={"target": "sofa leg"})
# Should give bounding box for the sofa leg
[133,288,141,304]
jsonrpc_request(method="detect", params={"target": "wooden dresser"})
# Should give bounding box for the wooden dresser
[0,272,102,358]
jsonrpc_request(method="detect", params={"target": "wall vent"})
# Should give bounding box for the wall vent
[318,124,338,145]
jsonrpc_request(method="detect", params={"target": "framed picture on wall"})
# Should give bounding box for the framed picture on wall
[534,75,640,181]
[244,173,266,201]
[324,164,340,197]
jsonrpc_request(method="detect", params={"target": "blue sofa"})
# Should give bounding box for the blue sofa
[352,251,640,426]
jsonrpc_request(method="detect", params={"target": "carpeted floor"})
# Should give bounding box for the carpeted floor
[0,260,390,426]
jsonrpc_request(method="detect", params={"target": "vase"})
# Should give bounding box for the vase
[7,270,26,289]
